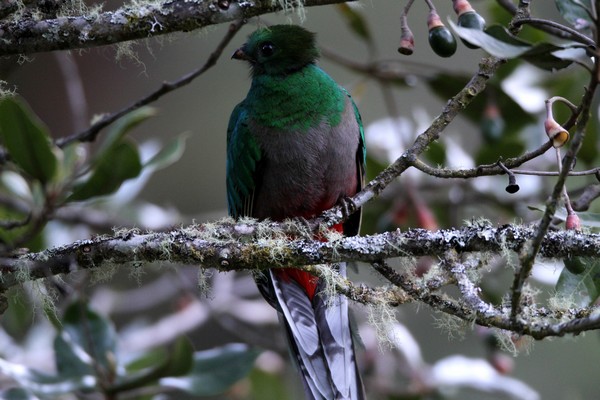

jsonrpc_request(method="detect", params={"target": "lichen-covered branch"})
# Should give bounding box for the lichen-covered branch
[2,220,600,288]
[0,0,351,56]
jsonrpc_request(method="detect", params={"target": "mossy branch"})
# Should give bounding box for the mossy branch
[0,0,351,56]
[4,221,599,287]
[4,220,600,338]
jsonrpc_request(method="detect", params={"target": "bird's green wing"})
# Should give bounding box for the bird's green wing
[344,92,366,236]
[226,102,262,219]
[348,93,366,171]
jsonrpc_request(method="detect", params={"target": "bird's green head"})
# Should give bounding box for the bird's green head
[232,25,319,76]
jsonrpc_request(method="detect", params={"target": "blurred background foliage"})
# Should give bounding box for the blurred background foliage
[0,0,600,399]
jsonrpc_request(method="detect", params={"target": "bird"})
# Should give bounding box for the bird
[226,24,366,400]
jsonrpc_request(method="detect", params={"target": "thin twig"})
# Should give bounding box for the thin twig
[513,17,596,47]
[55,19,246,148]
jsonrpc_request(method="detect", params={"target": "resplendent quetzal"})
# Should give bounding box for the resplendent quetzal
[227,25,366,400]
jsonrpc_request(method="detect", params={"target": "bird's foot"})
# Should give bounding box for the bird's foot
[337,195,357,220]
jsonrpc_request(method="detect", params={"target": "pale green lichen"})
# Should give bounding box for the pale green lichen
[547,291,581,314]
[313,264,342,307]
[197,267,213,298]
[57,0,104,17]
[17,54,33,65]
[272,0,306,21]
[114,41,147,73]
[15,260,32,283]
[365,298,400,351]
[128,261,145,286]
[492,328,533,356]
[432,311,469,341]
[24,280,60,327]
[89,262,118,284]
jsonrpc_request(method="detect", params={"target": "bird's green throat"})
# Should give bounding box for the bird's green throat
[244,64,346,133]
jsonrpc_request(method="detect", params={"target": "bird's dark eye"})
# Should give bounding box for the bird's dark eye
[260,42,275,57]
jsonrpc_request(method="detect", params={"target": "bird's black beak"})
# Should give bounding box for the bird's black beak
[232,48,252,62]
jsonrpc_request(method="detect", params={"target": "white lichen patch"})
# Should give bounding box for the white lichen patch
[89,262,119,284]
[365,298,400,351]
[272,0,306,21]
[313,263,343,306]
[432,311,468,341]
[58,0,103,17]
[23,280,60,326]
[197,267,213,298]
[492,328,533,356]
[114,41,147,73]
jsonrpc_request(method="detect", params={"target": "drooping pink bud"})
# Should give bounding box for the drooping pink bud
[566,213,581,231]
[398,36,415,55]
[544,117,569,148]
[544,100,569,148]
[398,16,415,55]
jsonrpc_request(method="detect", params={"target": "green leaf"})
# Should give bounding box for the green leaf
[0,388,38,400]
[249,369,291,400]
[448,21,576,70]
[95,106,157,161]
[519,42,576,71]
[0,97,57,184]
[0,357,95,395]
[144,132,189,170]
[68,139,142,201]
[555,0,593,30]
[159,343,260,396]
[556,257,600,306]
[547,207,600,228]
[164,336,195,377]
[2,288,34,340]
[56,300,117,378]
[54,332,94,378]
[449,21,528,58]
[335,4,372,43]
[111,336,194,393]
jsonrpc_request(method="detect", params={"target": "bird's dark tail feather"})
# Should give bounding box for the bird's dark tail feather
[271,264,365,400]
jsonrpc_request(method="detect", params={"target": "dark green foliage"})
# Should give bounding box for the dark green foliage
[0,300,260,398]
[0,97,57,184]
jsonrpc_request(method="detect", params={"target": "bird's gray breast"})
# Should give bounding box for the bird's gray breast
[251,98,359,221]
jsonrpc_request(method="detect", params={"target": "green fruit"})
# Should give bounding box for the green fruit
[457,11,486,49]
[428,26,457,57]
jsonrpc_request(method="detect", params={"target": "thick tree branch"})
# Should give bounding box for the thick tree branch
[2,221,600,292]
[0,0,351,56]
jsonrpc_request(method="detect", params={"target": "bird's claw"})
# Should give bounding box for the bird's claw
[338,195,357,220]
